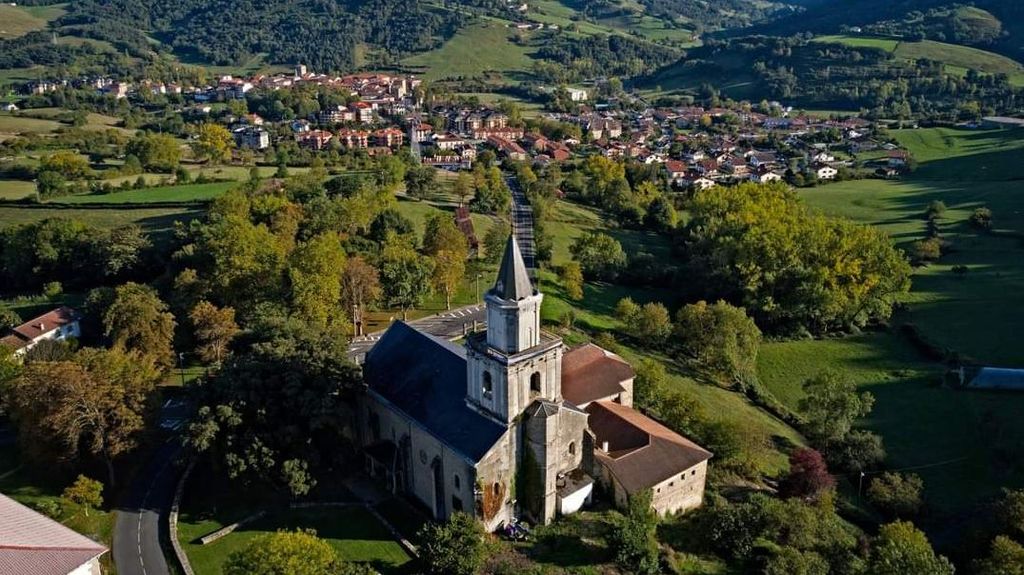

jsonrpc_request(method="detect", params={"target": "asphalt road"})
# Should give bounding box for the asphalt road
[507,175,537,278]
[113,438,181,575]
[347,303,486,362]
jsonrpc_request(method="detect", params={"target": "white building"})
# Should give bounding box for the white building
[0,307,81,357]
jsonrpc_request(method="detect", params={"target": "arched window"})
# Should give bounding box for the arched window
[493,482,501,496]
[454,474,461,490]
[530,371,541,394]
[482,371,493,398]
[568,441,576,456]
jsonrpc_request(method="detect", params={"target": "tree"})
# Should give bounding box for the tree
[867,472,923,519]
[764,547,829,575]
[404,164,438,200]
[225,529,343,575]
[969,207,993,231]
[681,182,911,333]
[617,298,672,344]
[868,521,953,575]
[453,172,474,205]
[4,348,159,486]
[126,132,182,172]
[610,489,660,575]
[0,307,21,331]
[61,475,104,517]
[482,221,511,264]
[341,256,381,336]
[288,233,346,328]
[36,170,67,199]
[674,301,761,385]
[560,262,584,301]
[975,536,1024,575]
[826,429,886,473]
[570,232,626,280]
[779,448,835,500]
[911,237,942,264]
[417,512,486,575]
[186,325,362,496]
[41,150,91,179]
[998,489,1024,542]
[432,248,466,311]
[190,301,240,364]
[99,225,150,278]
[422,213,466,257]
[799,370,874,445]
[191,122,234,163]
[380,241,433,320]
[104,282,176,370]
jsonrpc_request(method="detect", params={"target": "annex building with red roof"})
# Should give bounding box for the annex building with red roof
[0,492,107,575]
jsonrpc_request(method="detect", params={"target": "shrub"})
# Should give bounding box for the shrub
[867,472,924,519]
[910,237,942,264]
[969,207,993,231]
[779,448,835,500]
[417,512,487,575]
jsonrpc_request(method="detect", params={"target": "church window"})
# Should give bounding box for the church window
[568,442,576,456]
[493,482,501,496]
[420,450,428,464]
[530,371,542,394]
[454,474,461,490]
[483,371,493,398]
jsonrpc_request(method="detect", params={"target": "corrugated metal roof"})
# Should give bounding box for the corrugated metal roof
[0,492,107,575]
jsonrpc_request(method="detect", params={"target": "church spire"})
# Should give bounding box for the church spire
[493,234,534,301]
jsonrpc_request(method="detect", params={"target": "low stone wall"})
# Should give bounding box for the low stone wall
[198,511,267,545]
[169,458,197,575]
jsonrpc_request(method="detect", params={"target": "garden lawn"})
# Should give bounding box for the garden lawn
[52,182,237,204]
[800,127,1024,367]
[758,332,1024,518]
[179,507,412,575]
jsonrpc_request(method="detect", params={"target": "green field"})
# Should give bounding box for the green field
[0,113,64,135]
[179,507,412,575]
[53,181,237,204]
[758,332,1024,519]
[813,34,1024,85]
[0,206,204,237]
[402,22,537,82]
[0,4,65,39]
[802,127,1024,367]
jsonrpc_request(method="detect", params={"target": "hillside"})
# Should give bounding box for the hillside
[640,35,1023,118]
[737,0,1024,64]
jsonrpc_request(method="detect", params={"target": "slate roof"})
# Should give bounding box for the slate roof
[561,344,634,407]
[493,235,534,301]
[0,492,107,575]
[968,367,1024,390]
[363,321,506,463]
[587,400,712,494]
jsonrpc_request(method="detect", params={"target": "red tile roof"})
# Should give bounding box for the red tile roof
[587,401,712,494]
[561,344,634,407]
[2,307,79,351]
[0,492,107,575]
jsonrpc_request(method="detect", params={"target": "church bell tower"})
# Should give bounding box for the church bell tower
[466,235,562,423]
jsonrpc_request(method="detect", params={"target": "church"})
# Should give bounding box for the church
[358,235,711,529]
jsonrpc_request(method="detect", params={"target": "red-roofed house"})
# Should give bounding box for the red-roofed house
[0,307,80,357]
[587,401,712,516]
[0,492,107,575]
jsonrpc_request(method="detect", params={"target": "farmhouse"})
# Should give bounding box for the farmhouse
[358,237,711,528]
[0,307,81,357]
[0,492,107,575]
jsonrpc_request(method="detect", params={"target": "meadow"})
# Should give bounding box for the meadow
[0,4,65,39]
[401,21,537,83]
[53,181,237,204]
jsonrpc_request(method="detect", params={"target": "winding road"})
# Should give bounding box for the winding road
[112,303,491,575]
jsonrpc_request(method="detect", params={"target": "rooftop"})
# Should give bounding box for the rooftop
[587,401,712,494]
[0,492,107,575]
[561,344,634,407]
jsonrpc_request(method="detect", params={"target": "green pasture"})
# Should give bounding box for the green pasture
[52,182,237,204]
[402,21,537,83]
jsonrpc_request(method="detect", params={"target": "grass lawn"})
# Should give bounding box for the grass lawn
[0,113,63,135]
[758,331,1024,519]
[800,127,1024,367]
[52,181,237,204]
[402,21,537,83]
[0,444,115,572]
[179,506,412,574]
[0,205,204,238]
[0,179,37,200]
[0,4,64,39]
